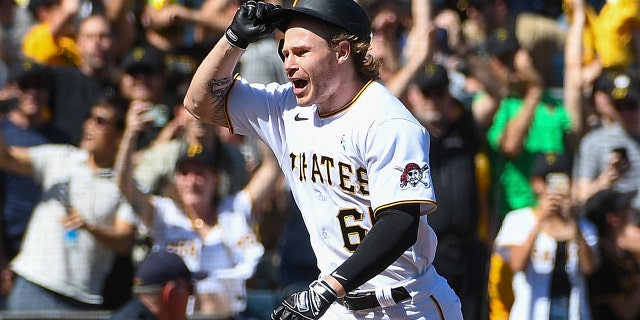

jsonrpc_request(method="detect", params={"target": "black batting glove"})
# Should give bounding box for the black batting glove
[225,0,280,49]
[271,279,337,320]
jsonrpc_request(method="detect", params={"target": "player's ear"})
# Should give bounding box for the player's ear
[336,40,351,64]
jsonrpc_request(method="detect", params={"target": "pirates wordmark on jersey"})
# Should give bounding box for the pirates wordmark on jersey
[289,151,431,195]
[289,152,369,196]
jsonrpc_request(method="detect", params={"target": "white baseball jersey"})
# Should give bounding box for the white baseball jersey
[148,190,264,313]
[226,77,438,289]
[495,207,597,320]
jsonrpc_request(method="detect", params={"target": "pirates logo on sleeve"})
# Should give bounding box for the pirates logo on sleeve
[397,162,430,189]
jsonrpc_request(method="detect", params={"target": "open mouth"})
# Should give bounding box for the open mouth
[292,79,308,89]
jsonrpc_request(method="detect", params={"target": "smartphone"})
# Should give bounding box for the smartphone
[613,147,629,162]
[612,147,631,172]
[144,104,169,127]
[546,172,570,194]
[0,97,19,114]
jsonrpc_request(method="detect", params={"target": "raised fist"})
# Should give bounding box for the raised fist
[225,0,281,49]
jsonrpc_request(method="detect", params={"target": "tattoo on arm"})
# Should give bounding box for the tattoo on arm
[205,77,234,127]
[207,77,231,105]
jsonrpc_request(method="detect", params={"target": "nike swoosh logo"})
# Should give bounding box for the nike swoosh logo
[331,272,347,281]
[294,113,308,121]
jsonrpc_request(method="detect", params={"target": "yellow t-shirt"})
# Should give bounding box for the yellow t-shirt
[567,0,640,69]
[595,0,640,69]
[22,22,81,67]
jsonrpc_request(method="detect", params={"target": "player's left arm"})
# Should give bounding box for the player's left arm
[327,203,420,295]
[271,203,420,319]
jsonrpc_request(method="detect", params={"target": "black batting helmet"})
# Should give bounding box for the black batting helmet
[274,0,372,42]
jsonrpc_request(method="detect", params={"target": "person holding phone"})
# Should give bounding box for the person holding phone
[494,152,599,320]
[575,70,640,213]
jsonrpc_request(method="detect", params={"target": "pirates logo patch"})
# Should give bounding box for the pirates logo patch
[397,163,430,189]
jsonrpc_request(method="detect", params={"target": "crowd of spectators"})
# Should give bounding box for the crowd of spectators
[1,0,640,319]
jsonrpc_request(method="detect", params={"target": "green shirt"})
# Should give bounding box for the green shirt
[486,92,571,218]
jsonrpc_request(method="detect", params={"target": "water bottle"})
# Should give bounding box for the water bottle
[57,182,78,246]
[65,227,79,245]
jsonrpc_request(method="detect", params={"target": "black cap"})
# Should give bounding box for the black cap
[467,0,494,9]
[175,143,219,172]
[121,46,165,74]
[274,0,372,42]
[593,69,617,94]
[416,63,449,95]
[133,250,207,288]
[585,189,637,227]
[9,58,52,90]
[531,152,572,179]
[27,0,61,17]
[594,70,640,110]
[487,25,519,58]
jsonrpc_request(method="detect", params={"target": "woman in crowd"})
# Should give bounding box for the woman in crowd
[115,101,280,318]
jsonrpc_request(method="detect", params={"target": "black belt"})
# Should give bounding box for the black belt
[340,287,411,311]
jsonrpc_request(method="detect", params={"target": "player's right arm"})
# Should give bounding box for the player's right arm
[184,0,280,127]
[183,37,243,128]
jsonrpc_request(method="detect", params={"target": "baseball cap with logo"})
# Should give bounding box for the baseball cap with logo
[486,24,520,60]
[121,46,165,75]
[594,70,640,111]
[415,63,450,96]
[175,143,220,172]
[133,250,207,290]
[531,152,573,180]
[10,58,52,90]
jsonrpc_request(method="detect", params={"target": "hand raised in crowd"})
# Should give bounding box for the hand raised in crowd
[596,149,631,189]
[509,49,544,97]
[536,193,562,223]
[151,106,190,147]
[538,186,574,223]
[0,83,21,102]
[370,5,398,37]
[126,100,157,133]
[144,4,186,28]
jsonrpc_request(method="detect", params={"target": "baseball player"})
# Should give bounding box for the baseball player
[183,0,463,319]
